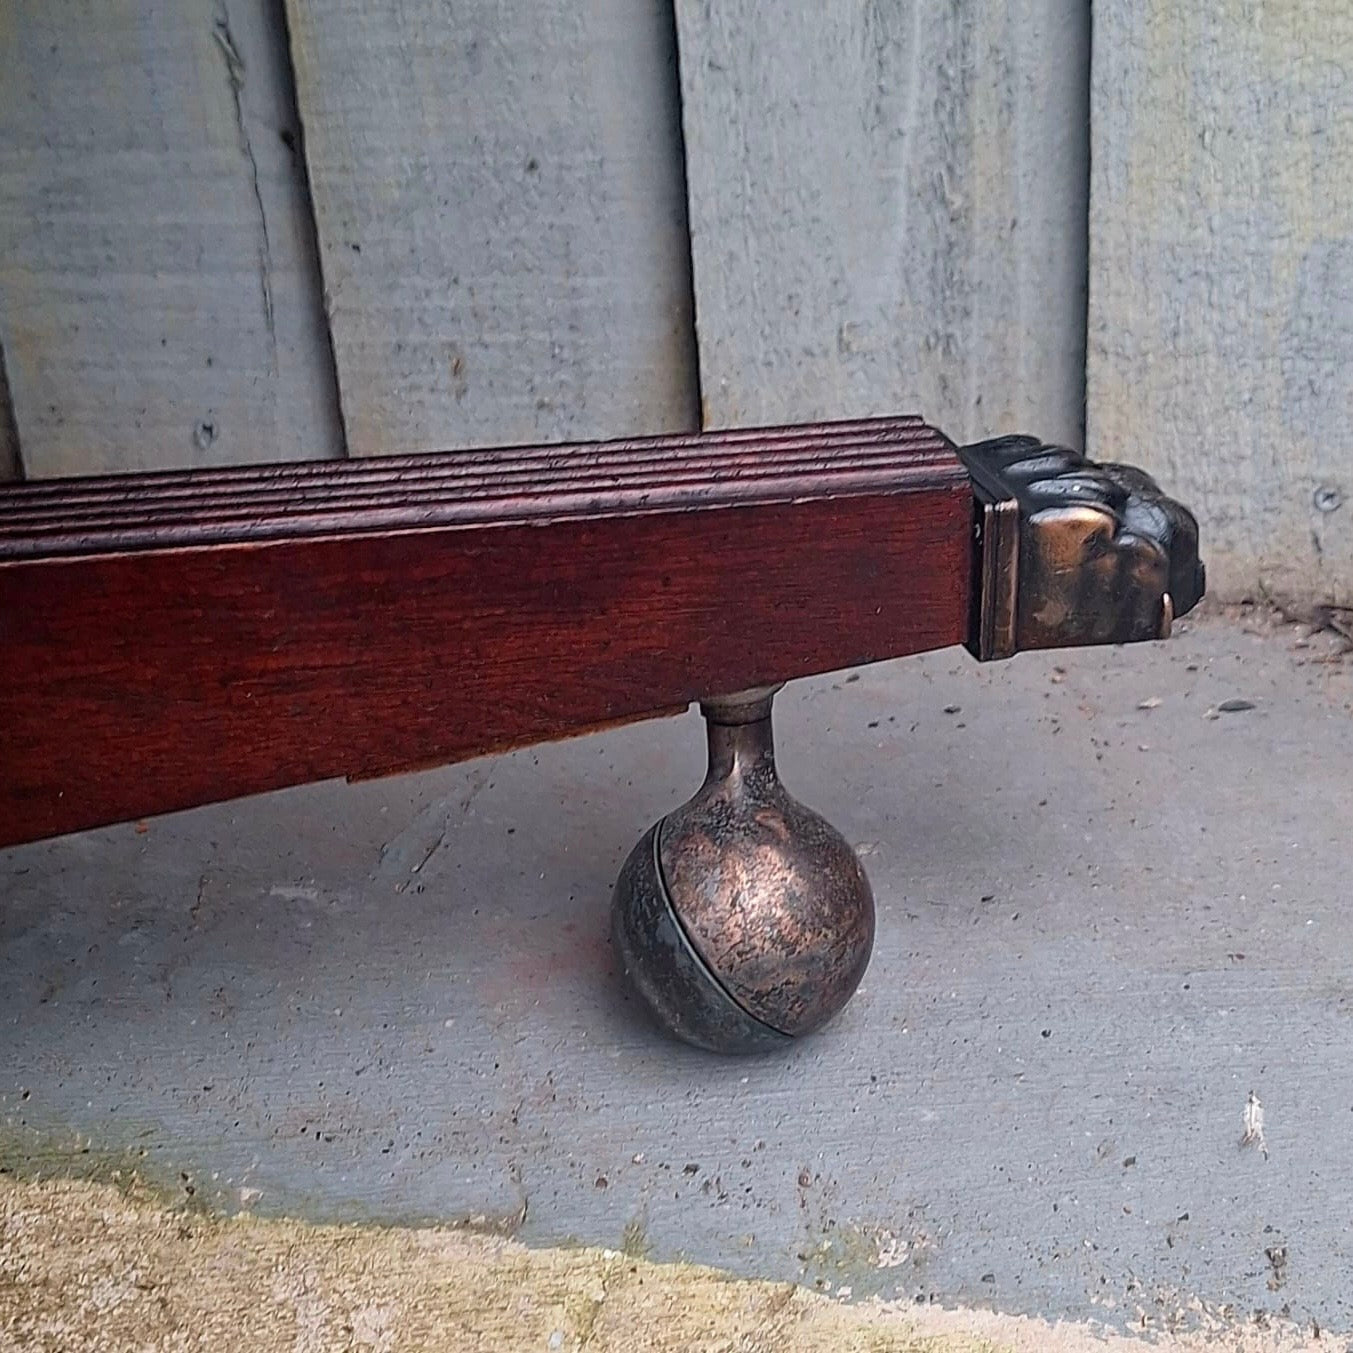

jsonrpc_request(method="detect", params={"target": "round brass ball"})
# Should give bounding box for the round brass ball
[611,687,875,1053]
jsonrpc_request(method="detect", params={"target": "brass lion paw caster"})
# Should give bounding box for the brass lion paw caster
[613,435,1205,1053]
[958,436,1206,660]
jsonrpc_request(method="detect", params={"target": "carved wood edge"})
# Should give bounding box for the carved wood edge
[0,418,972,848]
[0,417,959,558]
[0,419,1208,847]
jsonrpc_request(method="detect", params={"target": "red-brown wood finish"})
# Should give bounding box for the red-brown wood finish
[0,418,973,848]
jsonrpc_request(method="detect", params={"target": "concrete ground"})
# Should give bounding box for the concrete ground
[2,607,1351,1343]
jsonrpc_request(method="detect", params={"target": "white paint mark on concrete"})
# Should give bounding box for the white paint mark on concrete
[1241,1091,1268,1160]
[269,885,321,902]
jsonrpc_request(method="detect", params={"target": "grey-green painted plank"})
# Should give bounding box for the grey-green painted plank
[0,0,343,478]
[1088,1,1353,602]
[675,1,1088,446]
[284,0,699,455]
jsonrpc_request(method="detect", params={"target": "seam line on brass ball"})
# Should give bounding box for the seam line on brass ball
[652,815,792,1041]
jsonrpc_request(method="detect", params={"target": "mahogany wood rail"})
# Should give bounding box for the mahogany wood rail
[1,417,976,848]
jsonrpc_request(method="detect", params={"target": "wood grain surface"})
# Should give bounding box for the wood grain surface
[674,0,1089,446]
[0,420,973,846]
[1088,0,1353,601]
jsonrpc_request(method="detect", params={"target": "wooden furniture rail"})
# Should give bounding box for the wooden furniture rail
[0,416,1203,855]
[1,417,973,848]
[0,414,1203,1052]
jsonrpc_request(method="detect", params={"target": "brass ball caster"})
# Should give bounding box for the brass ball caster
[611,686,875,1053]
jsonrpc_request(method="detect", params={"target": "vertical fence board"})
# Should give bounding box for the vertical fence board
[674,0,1089,446]
[0,0,343,477]
[284,0,699,455]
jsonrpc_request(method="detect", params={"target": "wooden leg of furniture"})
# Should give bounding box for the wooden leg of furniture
[0,418,1203,1053]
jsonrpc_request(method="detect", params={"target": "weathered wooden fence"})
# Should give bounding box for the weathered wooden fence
[2,1,1346,599]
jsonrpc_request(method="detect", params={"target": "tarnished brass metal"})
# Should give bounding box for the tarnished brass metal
[611,686,875,1053]
[960,436,1205,660]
